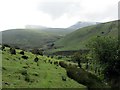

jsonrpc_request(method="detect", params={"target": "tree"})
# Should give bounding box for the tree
[31,48,43,56]
[87,36,120,88]
[72,52,82,68]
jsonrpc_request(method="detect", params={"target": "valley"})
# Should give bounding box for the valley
[1,20,119,89]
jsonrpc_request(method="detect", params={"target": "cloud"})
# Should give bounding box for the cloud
[0,0,119,31]
[37,0,119,22]
[38,1,82,19]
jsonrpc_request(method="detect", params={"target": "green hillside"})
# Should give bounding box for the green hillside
[1,29,62,49]
[2,47,86,88]
[54,20,118,51]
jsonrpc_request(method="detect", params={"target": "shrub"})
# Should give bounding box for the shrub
[21,55,28,59]
[48,60,51,63]
[21,69,28,75]
[10,48,16,55]
[31,48,43,56]
[44,60,46,63]
[51,56,53,58]
[20,70,32,82]
[59,61,68,68]
[34,57,39,62]
[24,75,30,82]
[50,61,52,64]
[1,45,5,50]
[66,66,106,88]
[58,56,62,59]
[101,32,104,34]
[87,36,120,88]
[2,67,6,70]
[61,76,66,81]
[20,51,24,55]
[3,44,10,47]
[32,73,39,76]
[72,52,82,68]
[54,61,59,65]
[23,65,29,69]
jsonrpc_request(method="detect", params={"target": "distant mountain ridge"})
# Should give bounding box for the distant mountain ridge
[25,21,99,34]
[1,21,102,50]
[68,21,99,30]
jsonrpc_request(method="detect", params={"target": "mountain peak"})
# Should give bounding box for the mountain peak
[68,21,99,30]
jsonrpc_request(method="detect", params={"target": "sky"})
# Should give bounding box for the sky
[0,0,119,31]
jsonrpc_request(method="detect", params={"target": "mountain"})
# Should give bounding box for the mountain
[68,21,99,30]
[25,25,70,36]
[25,21,99,36]
[53,20,118,51]
[1,20,114,51]
[1,29,62,49]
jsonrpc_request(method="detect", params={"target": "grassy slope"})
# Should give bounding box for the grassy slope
[2,29,61,49]
[2,47,86,88]
[54,20,118,51]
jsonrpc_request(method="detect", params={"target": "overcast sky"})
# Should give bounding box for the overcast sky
[0,0,119,31]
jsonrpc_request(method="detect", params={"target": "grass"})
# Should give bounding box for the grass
[1,29,62,49]
[2,47,86,88]
[53,20,118,52]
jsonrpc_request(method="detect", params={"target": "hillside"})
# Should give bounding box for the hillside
[2,46,86,88]
[1,21,99,50]
[1,29,62,49]
[26,25,68,36]
[26,22,99,35]
[54,20,118,51]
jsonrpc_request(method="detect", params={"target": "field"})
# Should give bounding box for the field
[2,47,86,88]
